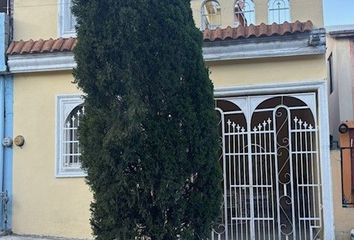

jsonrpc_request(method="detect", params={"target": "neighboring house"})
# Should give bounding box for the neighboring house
[0,0,13,235]
[326,25,354,240]
[327,25,354,146]
[3,0,345,239]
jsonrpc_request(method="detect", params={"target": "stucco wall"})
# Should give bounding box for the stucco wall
[13,0,58,40]
[208,55,326,88]
[12,72,92,239]
[331,150,354,240]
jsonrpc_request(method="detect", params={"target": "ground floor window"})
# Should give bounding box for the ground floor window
[56,95,85,177]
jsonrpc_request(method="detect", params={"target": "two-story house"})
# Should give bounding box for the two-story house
[3,0,344,239]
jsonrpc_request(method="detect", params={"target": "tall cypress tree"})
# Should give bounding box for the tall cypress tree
[72,1,222,239]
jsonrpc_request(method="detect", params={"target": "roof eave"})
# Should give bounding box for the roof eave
[203,29,326,62]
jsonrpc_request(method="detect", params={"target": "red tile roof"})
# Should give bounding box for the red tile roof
[203,20,313,42]
[7,21,313,55]
[7,37,77,55]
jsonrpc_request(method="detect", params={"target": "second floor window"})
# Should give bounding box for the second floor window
[201,0,221,30]
[268,0,290,24]
[234,0,255,27]
[60,0,76,37]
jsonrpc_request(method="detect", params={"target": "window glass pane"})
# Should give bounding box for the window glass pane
[234,0,255,27]
[201,0,221,30]
[63,104,83,169]
[61,0,76,36]
[268,0,290,24]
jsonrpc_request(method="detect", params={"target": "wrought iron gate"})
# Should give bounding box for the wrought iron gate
[212,94,323,240]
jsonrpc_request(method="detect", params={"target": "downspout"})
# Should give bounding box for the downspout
[0,76,4,232]
[0,10,11,234]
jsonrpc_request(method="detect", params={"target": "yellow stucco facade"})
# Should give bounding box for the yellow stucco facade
[11,0,347,239]
[208,55,326,87]
[12,72,91,238]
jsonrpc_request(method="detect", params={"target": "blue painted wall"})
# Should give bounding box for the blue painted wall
[0,12,13,232]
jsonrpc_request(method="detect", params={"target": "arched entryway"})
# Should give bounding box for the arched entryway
[212,93,323,240]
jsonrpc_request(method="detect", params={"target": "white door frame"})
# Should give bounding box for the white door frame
[214,80,335,240]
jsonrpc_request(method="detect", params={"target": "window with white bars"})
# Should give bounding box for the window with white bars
[234,0,255,27]
[56,95,85,177]
[268,0,290,24]
[59,0,76,37]
[201,0,222,30]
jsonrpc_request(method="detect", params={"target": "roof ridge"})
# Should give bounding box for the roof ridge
[203,20,313,42]
[7,21,314,55]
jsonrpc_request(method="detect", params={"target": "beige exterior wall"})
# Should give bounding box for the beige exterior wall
[208,55,326,88]
[13,0,58,40]
[191,0,324,29]
[12,72,92,239]
[290,0,324,27]
[331,150,354,240]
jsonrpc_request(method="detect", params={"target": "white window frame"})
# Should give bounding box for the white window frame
[234,0,255,27]
[56,95,85,178]
[59,0,76,37]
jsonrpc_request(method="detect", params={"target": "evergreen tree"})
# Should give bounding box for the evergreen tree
[72,0,222,239]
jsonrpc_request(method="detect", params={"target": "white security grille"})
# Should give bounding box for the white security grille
[62,104,84,169]
[234,0,255,26]
[213,94,323,240]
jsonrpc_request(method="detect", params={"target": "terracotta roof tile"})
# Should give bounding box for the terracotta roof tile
[42,38,54,53]
[11,40,25,55]
[20,40,34,54]
[203,20,313,42]
[61,37,75,51]
[52,38,64,51]
[7,21,314,55]
[7,38,77,55]
[31,39,44,53]
[258,23,268,37]
[303,20,313,31]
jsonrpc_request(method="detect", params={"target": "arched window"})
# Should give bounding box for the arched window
[56,95,85,177]
[234,0,255,27]
[268,0,290,24]
[201,0,221,30]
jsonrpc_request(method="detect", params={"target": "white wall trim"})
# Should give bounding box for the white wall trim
[8,53,76,73]
[203,41,325,62]
[214,80,335,240]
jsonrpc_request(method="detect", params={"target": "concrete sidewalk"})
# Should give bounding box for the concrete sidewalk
[1,237,54,240]
[0,235,83,240]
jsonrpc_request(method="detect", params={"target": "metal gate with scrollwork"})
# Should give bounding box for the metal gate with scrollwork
[212,93,323,240]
